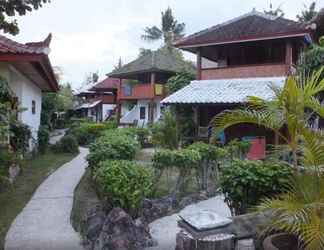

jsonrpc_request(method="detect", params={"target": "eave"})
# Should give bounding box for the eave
[176,31,312,53]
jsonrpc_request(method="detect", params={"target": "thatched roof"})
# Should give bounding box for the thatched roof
[108,49,188,78]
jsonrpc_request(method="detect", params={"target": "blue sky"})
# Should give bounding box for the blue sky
[7,0,320,89]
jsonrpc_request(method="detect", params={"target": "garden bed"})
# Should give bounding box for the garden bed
[0,150,77,250]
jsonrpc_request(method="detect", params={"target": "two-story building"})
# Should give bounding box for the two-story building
[74,77,119,122]
[163,10,316,147]
[109,49,188,127]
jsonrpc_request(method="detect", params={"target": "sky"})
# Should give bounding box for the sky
[6,0,321,89]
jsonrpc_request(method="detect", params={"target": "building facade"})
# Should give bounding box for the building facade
[109,49,190,127]
[0,34,58,147]
[163,10,319,154]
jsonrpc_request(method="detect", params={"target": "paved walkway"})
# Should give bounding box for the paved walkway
[49,129,67,145]
[146,196,231,250]
[5,147,88,250]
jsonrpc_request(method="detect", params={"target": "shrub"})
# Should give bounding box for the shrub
[94,160,153,214]
[220,159,292,215]
[151,110,178,149]
[52,135,79,154]
[152,148,201,197]
[70,121,117,145]
[134,127,150,147]
[38,126,50,154]
[87,130,139,168]
[10,122,31,154]
[187,142,228,190]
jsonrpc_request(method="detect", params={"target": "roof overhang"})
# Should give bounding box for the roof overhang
[162,77,286,105]
[176,32,312,53]
[0,53,58,92]
[108,68,177,79]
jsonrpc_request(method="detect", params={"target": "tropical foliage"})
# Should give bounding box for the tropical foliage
[212,68,324,248]
[221,159,292,215]
[257,173,324,250]
[142,7,185,46]
[0,0,49,35]
[296,2,318,22]
[151,110,178,149]
[87,128,139,168]
[212,68,324,169]
[166,72,195,94]
[94,160,153,215]
[299,39,324,77]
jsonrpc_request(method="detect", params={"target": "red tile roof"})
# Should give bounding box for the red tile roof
[0,34,58,92]
[91,77,120,90]
[0,34,52,54]
[175,10,310,48]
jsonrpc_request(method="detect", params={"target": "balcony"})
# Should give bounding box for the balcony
[201,63,290,80]
[118,83,166,100]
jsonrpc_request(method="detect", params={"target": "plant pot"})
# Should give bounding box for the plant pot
[263,233,299,250]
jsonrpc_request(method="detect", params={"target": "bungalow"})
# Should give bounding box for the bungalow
[162,9,317,152]
[0,34,58,147]
[74,77,119,122]
[108,49,189,127]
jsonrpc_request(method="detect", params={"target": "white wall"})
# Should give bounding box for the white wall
[10,67,42,146]
[120,100,162,127]
[103,104,116,120]
[0,63,43,148]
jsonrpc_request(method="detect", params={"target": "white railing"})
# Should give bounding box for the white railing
[120,105,138,124]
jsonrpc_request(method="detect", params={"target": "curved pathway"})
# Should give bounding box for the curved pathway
[5,147,88,250]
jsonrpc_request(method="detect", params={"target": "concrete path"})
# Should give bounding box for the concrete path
[49,129,67,145]
[5,147,88,250]
[146,196,231,250]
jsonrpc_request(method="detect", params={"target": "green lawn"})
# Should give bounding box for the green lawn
[0,150,77,250]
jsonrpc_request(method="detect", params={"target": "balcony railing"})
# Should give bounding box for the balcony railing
[119,83,166,100]
[201,63,289,80]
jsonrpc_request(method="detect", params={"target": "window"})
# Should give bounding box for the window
[32,100,36,114]
[124,84,133,96]
[140,107,146,120]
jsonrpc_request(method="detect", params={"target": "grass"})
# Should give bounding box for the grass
[0,150,77,250]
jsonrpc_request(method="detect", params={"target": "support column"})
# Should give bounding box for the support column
[197,47,202,80]
[285,40,293,75]
[116,101,122,125]
[149,72,156,124]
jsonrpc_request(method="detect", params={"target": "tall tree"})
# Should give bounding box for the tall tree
[0,0,50,35]
[113,57,123,71]
[264,3,285,17]
[296,2,318,22]
[141,7,185,46]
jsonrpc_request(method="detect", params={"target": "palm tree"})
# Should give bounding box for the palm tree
[297,2,318,22]
[141,7,185,46]
[211,68,324,169]
[257,172,324,250]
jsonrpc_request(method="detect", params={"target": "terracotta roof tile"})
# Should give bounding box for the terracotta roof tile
[0,34,51,54]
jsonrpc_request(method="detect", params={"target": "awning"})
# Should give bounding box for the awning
[74,100,102,110]
[162,77,285,104]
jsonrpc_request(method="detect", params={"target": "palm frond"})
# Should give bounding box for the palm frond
[211,109,285,139]
[141,26,162,42]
